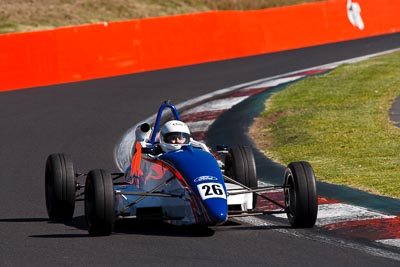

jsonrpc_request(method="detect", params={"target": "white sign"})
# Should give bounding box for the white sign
[347,0,364,30]
[197,183,226,200]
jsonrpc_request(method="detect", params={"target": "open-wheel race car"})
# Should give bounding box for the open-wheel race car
[45,101,318,236]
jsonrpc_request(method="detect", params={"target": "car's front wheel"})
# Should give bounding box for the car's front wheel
[225,146,258,207]
[85,169,115,236]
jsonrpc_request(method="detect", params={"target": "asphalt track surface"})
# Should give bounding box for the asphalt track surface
[1,33,400,266]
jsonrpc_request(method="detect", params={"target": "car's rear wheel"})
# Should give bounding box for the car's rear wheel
[284,161,318,228]
[225,146,258,207]
[45,153,76,221]
[85,169,115,236]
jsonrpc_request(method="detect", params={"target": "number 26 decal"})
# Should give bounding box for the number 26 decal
[197,183,226,200]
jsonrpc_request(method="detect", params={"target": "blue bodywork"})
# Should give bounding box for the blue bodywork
[115,101,228,225]
[160,145,228,224]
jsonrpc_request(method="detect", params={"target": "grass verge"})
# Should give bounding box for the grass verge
[0,0,323,34]
[250,51,400,198]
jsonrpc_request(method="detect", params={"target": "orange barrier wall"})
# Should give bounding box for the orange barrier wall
[1,0,399,92]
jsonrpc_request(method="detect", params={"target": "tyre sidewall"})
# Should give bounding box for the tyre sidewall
[85,169,115,236]
[45,153,76,220]
[284,161,317,228]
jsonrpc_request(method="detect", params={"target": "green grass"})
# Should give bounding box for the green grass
[251,52,400,198]
[0,0,323,34]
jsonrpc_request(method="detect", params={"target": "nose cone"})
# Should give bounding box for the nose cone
[205,198,228,225]
[209,210,228,225]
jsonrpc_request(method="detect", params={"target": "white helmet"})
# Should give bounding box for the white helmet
[160,120,190,152]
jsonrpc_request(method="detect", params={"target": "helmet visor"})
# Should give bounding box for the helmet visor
[164,132,190,144]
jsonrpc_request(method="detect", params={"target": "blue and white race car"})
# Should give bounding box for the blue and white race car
[45,101,318,236]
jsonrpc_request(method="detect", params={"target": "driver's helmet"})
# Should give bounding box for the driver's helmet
[160,120,190,152]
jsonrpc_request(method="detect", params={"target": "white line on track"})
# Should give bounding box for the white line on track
[184,97,249,113]
[377,239,400,248]
[185,120,215,134]
[315,203,395,226]
[234,216,400,262]
[242,75,306,89]
[273,203,395,225]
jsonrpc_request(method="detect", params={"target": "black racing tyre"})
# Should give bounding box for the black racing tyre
[225,146,258,207]
[284,161,318,228]
[85,169,115,236]
[45,153,76,221]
